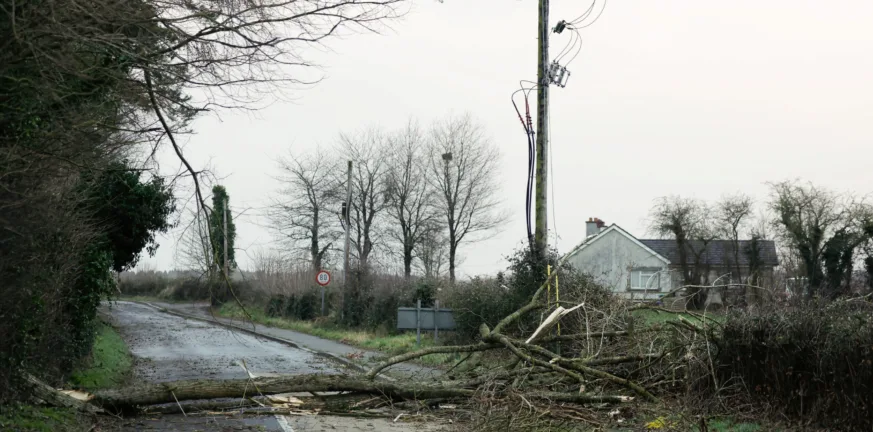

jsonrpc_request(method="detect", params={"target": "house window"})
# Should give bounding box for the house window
[630,269,660,291]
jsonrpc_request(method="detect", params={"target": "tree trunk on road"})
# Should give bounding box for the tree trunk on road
[90,373,636,410]
[92,374,472,409]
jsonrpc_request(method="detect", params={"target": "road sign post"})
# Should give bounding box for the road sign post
[316,270,331,316]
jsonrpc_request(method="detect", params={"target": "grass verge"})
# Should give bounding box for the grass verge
[69,322,133,391]
[0,405,92,432]
[632,308,724,327]
[216,303,463,367]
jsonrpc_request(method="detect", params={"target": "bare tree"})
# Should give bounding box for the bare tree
[338,128,391,269]
[269,150,341,274]
[649,196,716,309]
[176,208,213,276]
[384,120,435,278]
[414,222,449,280]
[715,193,755,282]
[427,113,505,283]
[249,248,292,296]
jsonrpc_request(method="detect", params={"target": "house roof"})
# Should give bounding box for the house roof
[564,224,671,264]
[638,239,779,268]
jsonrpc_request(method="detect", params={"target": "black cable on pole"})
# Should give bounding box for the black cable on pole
[512,88,534,242]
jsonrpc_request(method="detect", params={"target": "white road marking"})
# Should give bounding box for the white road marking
[276,414,295,432]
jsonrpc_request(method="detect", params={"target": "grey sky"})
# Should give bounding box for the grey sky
[140,0,873,277]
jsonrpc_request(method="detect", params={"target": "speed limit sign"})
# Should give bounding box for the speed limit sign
[315,270,331,287]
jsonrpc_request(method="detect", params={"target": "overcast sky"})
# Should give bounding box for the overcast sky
[138,0,873,278]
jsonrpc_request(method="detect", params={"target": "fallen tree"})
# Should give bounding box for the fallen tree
[91,374,635,410]
[37,260,724,427]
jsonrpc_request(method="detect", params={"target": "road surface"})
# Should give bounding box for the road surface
[103,301,446,431]
[150,301,442,380]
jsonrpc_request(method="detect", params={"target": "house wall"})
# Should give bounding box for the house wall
[566,229,672,300]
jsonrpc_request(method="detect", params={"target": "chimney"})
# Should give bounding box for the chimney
[596,218,607,232]
[585,217,600,238]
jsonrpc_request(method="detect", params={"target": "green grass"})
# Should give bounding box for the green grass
[632,309,724,327]
[642,415,765,432]
[700,418,763,432]
[0,404,90,432]
[68,322,132,390]
[217,303,463,367]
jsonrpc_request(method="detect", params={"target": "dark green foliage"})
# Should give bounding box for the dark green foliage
[865,256,873,291]
[0,161,174,401]
[447,277,514,341]
[337,269,413,331]
[743,235,763,286]
[118,273,169,296]
[265,290,322,321]
[822,230,858,298]
[365,288,403,331]
[81,162,176,272]
[340,268,375,328]
[717,301,873,431]
[266,295,287,317]
[209,185,236,271]
[170,279,215,301]
[411,279,437,308]
[285,291,319,321]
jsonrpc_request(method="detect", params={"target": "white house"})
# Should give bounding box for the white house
[564,218,778,302]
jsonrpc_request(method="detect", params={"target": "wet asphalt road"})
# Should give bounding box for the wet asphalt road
[106,301,342,383]
[103,302,445,431]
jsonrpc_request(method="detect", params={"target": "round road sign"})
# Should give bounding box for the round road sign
[315,270,331,287]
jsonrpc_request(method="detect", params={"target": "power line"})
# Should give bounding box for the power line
[569,0,597,25]
[571,0,608,28]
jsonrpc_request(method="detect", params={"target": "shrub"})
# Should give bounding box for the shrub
[170,279,214,301]
[118,272,169,296]
[266,295,287,317]
[340,268,375,328]
[411,279,437,307]
[264,289,322,321]
[446,276,513,341]
[286,290,319,321]
[717,299,873,431]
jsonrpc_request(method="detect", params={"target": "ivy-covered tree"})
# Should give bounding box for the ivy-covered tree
[81,162,176,272]
[60,161,176,369]
[769,180,873,297]
[209,185,236,275]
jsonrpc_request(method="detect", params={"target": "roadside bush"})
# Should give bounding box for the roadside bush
[286,290,320,321]
[168,279,214,301]
[265,289,322,321]
[717,299,873,431]
[366,286,404,331]
[266,295,287,317]
[411,279,437,307]
[118,272,169,296]
[446,276,513,341]
[340,268,375,328]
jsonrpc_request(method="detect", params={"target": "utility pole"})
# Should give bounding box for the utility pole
[342,160,353,320]
[534,0,550,260]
